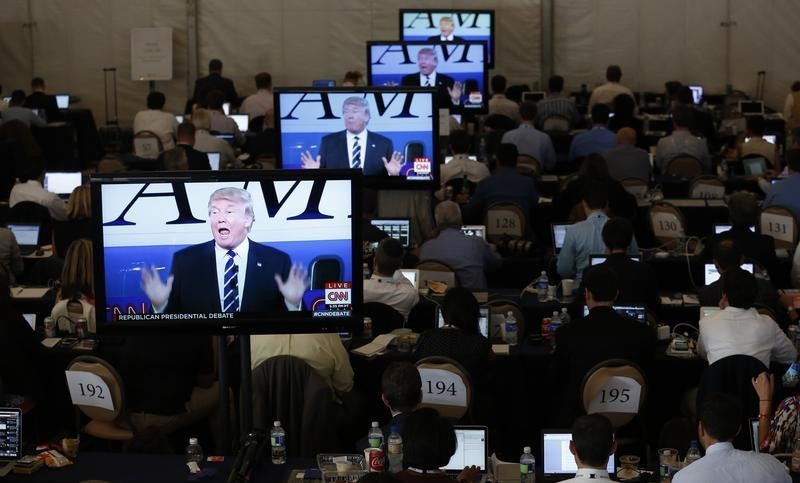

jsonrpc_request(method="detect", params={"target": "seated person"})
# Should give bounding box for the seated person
[239,72,274,121]
[568,104,616,161]
[364,238,419,320]
[673,392,790,483]
[207,89,244,145]
[395,407,481,483]
[24,77,59,122]
[9,159,68,221]
[697,268,796,368]
[764,149,800,227]
[654,105,711,173]
[740,115,778,170]
[51,239,96,332]
[462,143,539,231]
[560,414,617,483]
[0,226,23,285]
[415,288,493,387]
[552,153,637,222]
[356,361,422,451]
[607,93,644,141]
[0,90,45,127]
[157,121,212,171]
[190,108,238,169]
[133,91,178,151]
[440,129,489,186]
[602,127,651,181]
[420,201,501,290]
[554,266,654,423]
[501,101,556,171]
[53,184,93,259]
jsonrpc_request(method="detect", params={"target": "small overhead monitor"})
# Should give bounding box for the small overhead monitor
[399,9,495,66]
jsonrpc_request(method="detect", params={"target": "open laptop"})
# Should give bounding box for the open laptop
[55,94,69,110]
[551,223,570,254]
[589,254,640,266]
[44,171,82,198]
[444,155,478,164]
[399,269,420,289]
[8,223,40,255]
[229,114,249,132]
[436,306,490,339]
[461,225,486,240]
[742,156,768,176]
[541,430,615,481]
[370,219,411,248]
[713,223,755,234]
[704,263,754,285]
[22,314,36,331]
[739,100,764,116]
[522,91,546,103]
[207,152,221,171]
[443,426,488,475]
[688,85,703,105]
[0,408,22,465]
[583,305,647,324]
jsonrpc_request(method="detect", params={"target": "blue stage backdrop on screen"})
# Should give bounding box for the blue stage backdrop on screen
[367,41,488,114]
[93,171,360,334]
[399,9,495,66]
[275,88,438,189]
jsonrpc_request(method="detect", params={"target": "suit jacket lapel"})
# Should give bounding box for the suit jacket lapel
[201,241,222,312]
[241,239,262,312]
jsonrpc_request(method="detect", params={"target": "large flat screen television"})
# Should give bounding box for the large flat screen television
[399,9,495,67]
[367,41,488,114]
[92,169,360,334]
[274,87,438,189]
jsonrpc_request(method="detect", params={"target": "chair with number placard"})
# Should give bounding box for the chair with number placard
[620,178,650,199]
[484,202,526,243]
[416,259,458,290]
[688,176,725,199]
[759,205,799,250]
[665,155,704,177]
[415,356,473,421]
[649,201,686,249]
[516,155,541,178]
[132,130,163,160]
[65,355,134,443]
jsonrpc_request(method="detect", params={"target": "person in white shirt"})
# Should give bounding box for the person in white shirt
[239,72,273,123]
[673,392,790,483]
[488,75,521,124]
[206,90,244,145]
[740,115,778,170]
[440,129,490,185]
[558,414,616,483]
[588,65,635,111]
[363,238,419,319]
[132,91,178,151]
[9,162,67,221]
[190,108,238,169]
[697,267,796,368]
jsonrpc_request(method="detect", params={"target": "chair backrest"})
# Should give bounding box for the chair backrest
[665,155,704,177]
[649,201,686,246]
[9,201,52,246]
[620,177,650,198]
[487,300,525,339]
[484,202,526,242]
[688,176,725,199]
[362,302,405,335]
[416,259,458,290]
[542,115,571,133]
[65,355,126,424]
[132,130,163,159]
[580,359,647,428]
[516,155,541,178]
[760,205,799,249]
[416,356,472,421]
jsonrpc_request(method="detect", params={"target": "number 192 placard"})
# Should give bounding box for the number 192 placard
[65,370,115,411]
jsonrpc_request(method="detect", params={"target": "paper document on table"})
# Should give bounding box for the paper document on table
[41,338,62,349]
[11,287,50,298]
[492,344,510,355]
[351,334,396,357]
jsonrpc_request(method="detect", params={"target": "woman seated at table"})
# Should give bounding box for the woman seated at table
[52,184,92,259]
[395,407,481,483]
[753,371,800,454]
[51,239,95,333]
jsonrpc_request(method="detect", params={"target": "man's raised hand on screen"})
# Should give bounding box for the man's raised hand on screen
[275,263,309,309]
[448,81,463,104]
[382,151,405,176]
[140,265,173,312]
[300,151,321,169]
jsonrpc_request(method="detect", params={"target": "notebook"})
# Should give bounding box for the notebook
[370,219,411,248]
[436,306,490,339]
[704,263,754,285]
[8,223,40,255]
[541,430,615,481]
[44,171,82,196]
[551,223,570,254]
[461,225,486,240]
[582,305,647,324]
[0,408,22,463]
[207,152,221,171]
[442,426,488,473]
[229,114,249,132]
[399,269,420,289]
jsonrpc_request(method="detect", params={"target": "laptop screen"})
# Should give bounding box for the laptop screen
[55,95,69,109]
[207,152,221,171]
[0,408,22,461]
[461,225,486,240]
[443,426,487,472]
[229,114,249,132]
[688,86,703,105]
[44,171,82,195]
[589,254,640,266]
[22,314,36,331]
[444,155,478,164]
[437,306,489,338]
[750,418,760,452]
[704,263,754,285]
[399,269,419,289]
[583,305,647,323]
[713,223,755,234]
[552,224,569,253]
[176,115,184,124]
[8,223,40,247]
[542,431,615,476]
[312,80,336,87]
[370,219,411,248]
[222,102,230,115]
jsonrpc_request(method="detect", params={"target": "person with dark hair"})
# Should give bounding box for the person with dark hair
[568,104,616,160]
[415,288,493,388]
[463,143,539,231]
[553,153,637,222]
[364,238,419,319]
[602,127,651,181]
[357,362,422,452]
[557,181,638,288]
[536,74,581,129]
[560,414,616,482]
[665,80,683,109]
[697,267,795,367]
[554,265,654,423]
[133,90,178,150]
[740,115,778,169]
[607,93,644,141]
[9,158,67,220]
[157,121,211,171]
[588,65,635,111]
[654,105,711,173]
[440,129,489,185]
[501,101,557,171]
[1,90,46,127]
[488,74,520,123]
[24,77,60,122]
[190,58,239,111]
[784,81,800,132]
[674,86,718,149]
[396,408,480,482]
[764,149,800,224]
[672,393,790,483]
[240,72,273,120]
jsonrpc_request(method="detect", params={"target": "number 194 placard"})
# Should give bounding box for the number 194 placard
[65,370,114,411]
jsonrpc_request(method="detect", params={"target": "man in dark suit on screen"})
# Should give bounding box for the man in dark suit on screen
[426,17,466,42]
[300,97,405,176]
[400,48,463,108]
[140,187,308,314]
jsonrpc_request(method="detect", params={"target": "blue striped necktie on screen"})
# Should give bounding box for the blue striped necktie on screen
[424,75,431,87]
[223,250,239,313]
[352,135,361,169]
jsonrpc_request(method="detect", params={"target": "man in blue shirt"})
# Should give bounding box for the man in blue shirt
[501,101,557,171]
[764,149,800,223]
[568,104,616,160]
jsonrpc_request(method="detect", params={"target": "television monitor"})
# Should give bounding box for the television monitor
[688,85,703,105]
[399,9,495,67]
[704,263,754,286]
[274,87,439,189]
[55,94,69,109]
[91,169,361,334]
[367,41,489,114]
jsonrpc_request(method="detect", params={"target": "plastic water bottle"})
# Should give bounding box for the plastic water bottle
[685,440,701,465]
[560,308,571,325]
[536,271,549,302]
[505,311,518,346]
[549,311,561,350]
[387,425,403,473]
[363,262,371,279]
[270,421,286,464]
[520,446,535,483]
[185,437,204,467]
[368,421,384,449]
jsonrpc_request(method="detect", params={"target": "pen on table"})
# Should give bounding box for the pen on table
[16,288,23,295]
